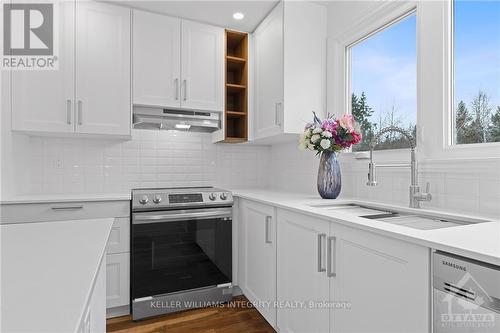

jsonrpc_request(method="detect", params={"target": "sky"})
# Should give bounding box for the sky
[350,1,500,128]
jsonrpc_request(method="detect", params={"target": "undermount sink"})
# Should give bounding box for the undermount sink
[309,203,490,230]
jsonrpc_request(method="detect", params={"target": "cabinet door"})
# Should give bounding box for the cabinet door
[133,10,181,108]
[253,2,283,139]
[330,224,430,333]
[75,1,131,135]
[239,200,276,327]
[11,0,75,133]
[106,253,130,309]
[277,209,330,333]
[180,20,223,112]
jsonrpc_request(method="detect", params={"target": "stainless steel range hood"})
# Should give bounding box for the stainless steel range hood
[133,106,220,132]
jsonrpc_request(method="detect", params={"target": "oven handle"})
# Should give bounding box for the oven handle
[133,208,232,224]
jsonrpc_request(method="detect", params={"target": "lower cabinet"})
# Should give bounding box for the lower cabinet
[105,217,131,318]
[237,204,431,333]
[277,209,330,333]
[330,223,430,333]
[106,253,130,309]
[238,200,277,328]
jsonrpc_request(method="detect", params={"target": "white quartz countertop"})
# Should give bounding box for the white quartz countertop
[0,192,131,204]
[1,218,114,333]
[233,189,500,266]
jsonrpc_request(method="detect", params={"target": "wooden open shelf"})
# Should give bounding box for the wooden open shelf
[224,30,248,142]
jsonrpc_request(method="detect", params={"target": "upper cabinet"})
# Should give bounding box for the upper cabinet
[10,0,132,137]
[133,11,224,112]
[75,1,131,135]
[133,11,181,108]
[253,1,327,140]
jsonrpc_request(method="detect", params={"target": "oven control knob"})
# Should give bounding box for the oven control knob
[153,195,162,204]
[220,193,227,200]
[139,195,149,205]
[209,193,217,201]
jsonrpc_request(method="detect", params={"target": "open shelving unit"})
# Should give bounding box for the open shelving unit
[224,30,248,143]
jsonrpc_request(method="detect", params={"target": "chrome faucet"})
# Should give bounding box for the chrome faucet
[367,126,432,208]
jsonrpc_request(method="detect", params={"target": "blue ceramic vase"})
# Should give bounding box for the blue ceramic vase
[317,151,341,199]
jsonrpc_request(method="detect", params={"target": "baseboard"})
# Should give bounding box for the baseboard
[107,305,130,319]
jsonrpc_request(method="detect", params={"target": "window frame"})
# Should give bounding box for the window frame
[346,9,417,153]
[328,1,417,160]
[445,0,500,150]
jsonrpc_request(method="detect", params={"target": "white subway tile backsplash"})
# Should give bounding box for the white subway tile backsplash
[22,130,271,195]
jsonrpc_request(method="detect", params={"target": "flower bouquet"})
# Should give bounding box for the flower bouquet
[299,112,362,199]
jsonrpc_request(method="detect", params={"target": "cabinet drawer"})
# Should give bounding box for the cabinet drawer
[1,200,130,224]
[106,217,130,254]
[106,253,130,309]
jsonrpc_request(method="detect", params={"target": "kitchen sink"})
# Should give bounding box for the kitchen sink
[309,203,491,230]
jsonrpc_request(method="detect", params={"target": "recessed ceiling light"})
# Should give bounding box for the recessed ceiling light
[233,12,244,20]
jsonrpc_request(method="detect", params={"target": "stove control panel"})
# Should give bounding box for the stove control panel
[132,188,233,210]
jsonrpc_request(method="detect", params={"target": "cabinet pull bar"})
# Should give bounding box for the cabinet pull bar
[175,78,179,100]
[317,233,326,272]
[77,100,83,125]
[327,236,336,277]
[66,99,72,124]
[265,216,272,244]
[183,79,187,101]
[51,205,84,210]
[275,102,279,125]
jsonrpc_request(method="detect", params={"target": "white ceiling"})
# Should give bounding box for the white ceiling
[109,1,280,32]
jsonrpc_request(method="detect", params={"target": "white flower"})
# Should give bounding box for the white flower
[322,130,332,138]
[311,134,321,143]
[305,128,312,138]
[320,139,331,150]
[312,127,323,134]
[307,143,315,150]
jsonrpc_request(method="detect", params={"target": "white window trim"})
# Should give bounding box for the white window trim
[327,0,500,162]
[442,0,500,154]
[328,1,417,160]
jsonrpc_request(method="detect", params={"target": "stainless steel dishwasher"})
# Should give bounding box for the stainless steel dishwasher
[433,251,500,333]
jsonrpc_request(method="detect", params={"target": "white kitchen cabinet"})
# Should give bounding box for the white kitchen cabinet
[253,1,283,139]
[10,0,75,133]
[272,207,430,333]
[330,223,430,333]
[253,1,326,140]
[106,253,130,310]
[181,20,224,111]
[133,11,181,108]
[277,209,330,333]
[132,11,223,112]
[239,200,277,328]
[75,1,131,136]
[10,0,131,137]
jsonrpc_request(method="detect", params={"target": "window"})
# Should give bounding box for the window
[453,1,500,145]
[348,13,417,151]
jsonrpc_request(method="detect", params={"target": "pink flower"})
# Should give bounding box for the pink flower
[304,122,314,130]
[321,119,337,133]
[338,115,355,133]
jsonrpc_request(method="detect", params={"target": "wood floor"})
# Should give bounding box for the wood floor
[106,296,276,333]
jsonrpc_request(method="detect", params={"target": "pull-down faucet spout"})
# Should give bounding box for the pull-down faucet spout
[367,126,431,208]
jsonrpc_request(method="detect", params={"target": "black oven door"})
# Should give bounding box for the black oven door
[131,207,232,300]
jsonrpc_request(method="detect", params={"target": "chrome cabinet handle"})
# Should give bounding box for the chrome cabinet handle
[327,236,336,277]
[317,233,326,272]
[183,79,187,101]
[66,99,72,124]
[77,100,83,125]
[51,205,84,210]
[175,78,179,100]
[275,102,282,126]
[265,216,272,244]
